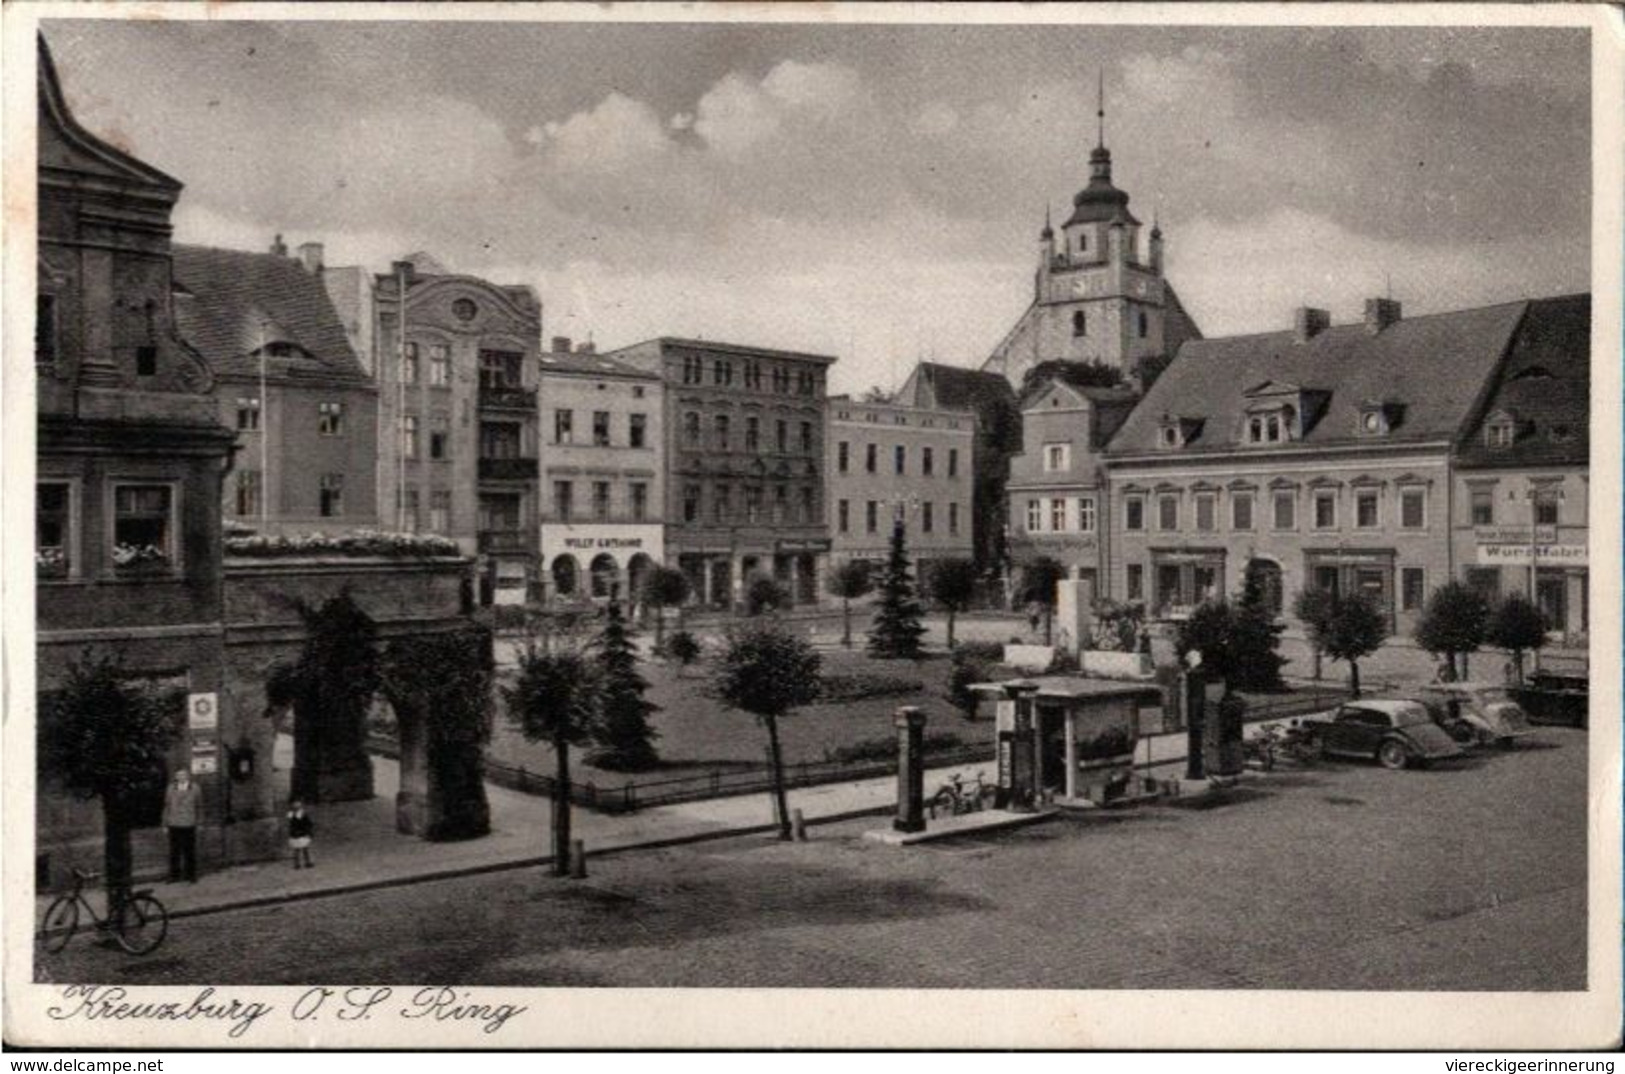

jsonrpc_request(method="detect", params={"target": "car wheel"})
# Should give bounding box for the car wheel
[1376,739,1410,770]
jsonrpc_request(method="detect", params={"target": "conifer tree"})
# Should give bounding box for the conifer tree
[1230,563,1288,692]
[867,521,927,659]
[591,600,661,771]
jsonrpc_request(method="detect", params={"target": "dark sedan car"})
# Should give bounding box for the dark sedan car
[1300,699,1466,770]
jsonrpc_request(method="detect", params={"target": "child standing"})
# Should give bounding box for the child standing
[288,800,315,869]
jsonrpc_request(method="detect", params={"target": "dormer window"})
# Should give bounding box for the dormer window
[1159,424,1179,449]
[1358,403,1399,437]
[1158,414,1200,450]
[1246,409,1294,444]
[1043,443,1070,472]
[1484,409,1517,449]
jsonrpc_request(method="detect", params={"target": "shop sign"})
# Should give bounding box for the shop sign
[190,740,219,775]
[1307,552,1391,565]
[541,524,664,563]
[1476,526,1559,544]
[187,692,219,732]
[1478,543,1587,567]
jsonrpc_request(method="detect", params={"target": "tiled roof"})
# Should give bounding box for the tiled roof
[537,351,658,379]
[1456,293,1589,468]
[172,245,368,384]
[909,362,1022,452]
[1107,299,1531,456]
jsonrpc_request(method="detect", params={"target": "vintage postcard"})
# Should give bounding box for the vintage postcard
[4,1,1620,1051]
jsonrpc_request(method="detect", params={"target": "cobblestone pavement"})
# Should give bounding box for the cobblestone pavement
[35,728,1585,991]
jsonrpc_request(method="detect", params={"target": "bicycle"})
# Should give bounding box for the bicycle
[38,868,168,955]
[929,771,992,818]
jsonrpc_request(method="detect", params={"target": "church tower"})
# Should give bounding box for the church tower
[984,78,1200,393]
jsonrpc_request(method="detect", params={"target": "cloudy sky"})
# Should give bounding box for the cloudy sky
[44,16,1590,394]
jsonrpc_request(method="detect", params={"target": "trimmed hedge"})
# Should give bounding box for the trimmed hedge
[818,672,923,704]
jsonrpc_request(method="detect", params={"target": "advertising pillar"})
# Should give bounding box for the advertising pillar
[893,706,927,833]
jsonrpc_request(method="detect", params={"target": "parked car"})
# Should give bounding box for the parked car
[1299,700,1466,770]
[1413,683,1536,747]
[1512,670,1588,729]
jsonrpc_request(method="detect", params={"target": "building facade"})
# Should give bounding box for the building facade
[35,36,246,876]
[370,255,543,603]
[895,361,1021,574]
[173,240,379,535]
[1006,380,1138,592]
[826,395,976,582]
[609,338,834,607]
[980,122,1201,393]
[1451,294,1589,641]
[536,344,666,604]
[1104,298,1532,635]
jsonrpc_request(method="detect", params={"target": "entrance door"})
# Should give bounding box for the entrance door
[1313,565,1341,598]
[1535,574,1566,633]
[1037,705,1067,795]
[1156,564,1181,612]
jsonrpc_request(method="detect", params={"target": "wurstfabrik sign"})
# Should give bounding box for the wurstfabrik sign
[1477,543,1588,566]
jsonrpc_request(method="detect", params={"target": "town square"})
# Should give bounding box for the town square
[15,7,1609,1049]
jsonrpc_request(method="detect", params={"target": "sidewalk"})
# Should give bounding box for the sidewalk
[39,749,997,924]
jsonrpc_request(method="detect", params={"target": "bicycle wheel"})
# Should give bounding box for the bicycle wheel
[40,896,78,954]
[114,894,167,955]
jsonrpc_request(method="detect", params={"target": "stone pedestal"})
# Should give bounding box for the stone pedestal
[1054,578,1096,656]
[893,706,926,833]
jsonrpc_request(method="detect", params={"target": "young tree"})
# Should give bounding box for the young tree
[641,566,691,650]
[504,643,601,876]
[666,630,702,674]
[867,523,927,659]
[826,561,874,648]
[39,654,182,901]
[927,558,980,649]
[746,574,790,617]
[947,644,997,720]
[1293,587,1338,681]
[1319,592,1389,698]
[1230,565,1288,692]
[591,600,661,772]
[1018,556,1068,645]
[711,625,822,839]
[1415,581,1491,681]
[1019,358,1124,399]
[379,626,494,840]
[1487,592,1549,684]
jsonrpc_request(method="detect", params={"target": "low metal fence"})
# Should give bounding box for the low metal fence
[481,743,996,815]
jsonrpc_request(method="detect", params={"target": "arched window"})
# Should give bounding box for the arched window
[551,555,579,597]
[1072,311,1087,337]
[1138,310,1149,338]
[590,553,619,599]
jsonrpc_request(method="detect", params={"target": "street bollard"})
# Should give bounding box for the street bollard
[791,808,808,842]
[570,839,587,879]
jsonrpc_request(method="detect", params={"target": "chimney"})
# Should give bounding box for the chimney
[1293,307,1331,343]
[551,336,572,354]
[297,242,324,274]
[575,340,596,355]
[390,260,415,286]
[1364,297,1402,334]
[270,233,288,257]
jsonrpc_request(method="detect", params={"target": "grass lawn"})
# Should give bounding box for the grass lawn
[487,644,994,788]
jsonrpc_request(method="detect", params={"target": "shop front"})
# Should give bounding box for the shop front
[1303,548,1395,631]
[540,523,664,605]
[1475,533,1588,639]
[1149,547,1227,618]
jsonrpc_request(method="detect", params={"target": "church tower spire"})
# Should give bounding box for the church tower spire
[1096,69,1105,149]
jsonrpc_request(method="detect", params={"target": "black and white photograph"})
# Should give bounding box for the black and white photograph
[6,1,1620,1052]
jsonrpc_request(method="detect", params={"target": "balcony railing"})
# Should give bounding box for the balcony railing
[478,529,536,555]
[479,456,539,481]
[478,386,537,411]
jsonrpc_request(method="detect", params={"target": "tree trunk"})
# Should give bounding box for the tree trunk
[946,608,957,649]
[1349,659,1361,699]
[1312,645,1322,681]
[1045,607,1054,646]
[552,734,571,877]
[102,797,133,917]
[654,606,665,650]
[764,713,792,841]
[842,597,852,648]
[1460,652,1470,679]
[1513,649,1525,684]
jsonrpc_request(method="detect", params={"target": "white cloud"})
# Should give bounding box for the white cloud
[534,92,674,172]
